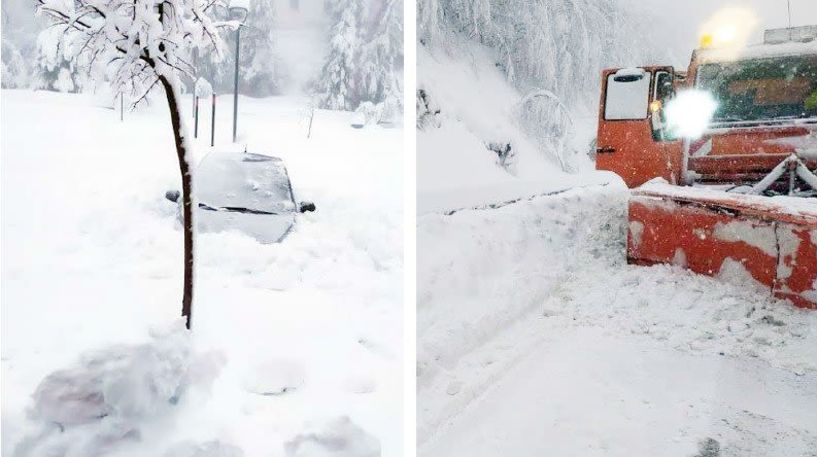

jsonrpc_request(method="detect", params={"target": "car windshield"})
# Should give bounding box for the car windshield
[696,54,817,123]
[196,152,295,213]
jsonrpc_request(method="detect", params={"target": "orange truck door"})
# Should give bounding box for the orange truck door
[596,66,682,188]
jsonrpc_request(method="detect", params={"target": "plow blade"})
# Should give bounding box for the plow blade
[628,182,817,309]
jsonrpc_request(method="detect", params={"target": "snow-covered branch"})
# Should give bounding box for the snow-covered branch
[35,0,229,100]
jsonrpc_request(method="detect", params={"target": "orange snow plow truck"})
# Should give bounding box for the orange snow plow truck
[596,25,817,309]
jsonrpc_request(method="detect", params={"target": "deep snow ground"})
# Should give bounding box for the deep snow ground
[422,326,817,456]
[1,89,402,456]
[417,185,817,456]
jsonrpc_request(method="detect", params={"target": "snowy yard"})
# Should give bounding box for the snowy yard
[417,184,817,456]
[1,89,403,456]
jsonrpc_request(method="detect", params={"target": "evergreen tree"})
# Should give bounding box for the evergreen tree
[241,0,284,96]
[315,0,366,110]
[357,0,403,117]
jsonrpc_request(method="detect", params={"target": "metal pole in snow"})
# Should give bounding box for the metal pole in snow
[192,49,198,118]
[211,94,216,147]
[232,26,240,143]
[120,93,124,122]
[194,96,199,138]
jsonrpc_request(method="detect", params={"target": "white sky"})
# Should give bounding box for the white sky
[627,0,817,66]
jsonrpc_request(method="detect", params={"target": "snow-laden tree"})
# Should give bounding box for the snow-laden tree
[314,0,366,110]
[418,0,663,107]
[35,0,231,329]
[357,0,403,118]
[239,0,284,96]
[32,29,91,93]
[1,40,31,89]
[1,2,36,89]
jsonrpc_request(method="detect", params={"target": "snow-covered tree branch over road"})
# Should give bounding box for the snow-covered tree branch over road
[35,0,232,329]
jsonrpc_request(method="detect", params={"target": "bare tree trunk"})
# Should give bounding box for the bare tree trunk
[159,75,195,330]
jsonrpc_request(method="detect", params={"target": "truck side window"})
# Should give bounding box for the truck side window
[655,71,674,103]
[604,70,651,120]
[651,71,674,140]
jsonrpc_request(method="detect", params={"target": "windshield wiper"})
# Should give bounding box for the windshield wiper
[198,202,281,215]
[221,206,281,215]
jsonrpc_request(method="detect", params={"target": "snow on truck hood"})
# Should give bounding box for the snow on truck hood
[696,40,817,64]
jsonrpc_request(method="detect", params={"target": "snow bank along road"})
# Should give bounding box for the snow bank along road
[418,183,817,456]
[1,90,402,456]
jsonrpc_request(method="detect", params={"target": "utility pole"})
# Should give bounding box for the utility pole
[211,94,216,147]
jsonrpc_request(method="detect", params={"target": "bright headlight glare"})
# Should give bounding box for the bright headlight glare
[664,90,718,139]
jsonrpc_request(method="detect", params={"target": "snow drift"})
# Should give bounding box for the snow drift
[14,321,225,457]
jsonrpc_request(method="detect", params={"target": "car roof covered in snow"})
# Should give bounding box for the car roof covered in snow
[196,152,296,213]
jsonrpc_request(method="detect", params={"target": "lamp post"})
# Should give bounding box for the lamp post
[229,0,249,143]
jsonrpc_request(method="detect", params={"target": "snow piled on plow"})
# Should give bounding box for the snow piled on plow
[418,182,817,454]
[638,179,817,221]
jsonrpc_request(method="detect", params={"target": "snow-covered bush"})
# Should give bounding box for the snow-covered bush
[485,140,515,172]
[517,89,576,171]
[416,89,440,129]
[13,322,224,457]
[356,100,384,125]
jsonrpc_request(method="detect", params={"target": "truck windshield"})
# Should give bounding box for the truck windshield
[697,54,817,123]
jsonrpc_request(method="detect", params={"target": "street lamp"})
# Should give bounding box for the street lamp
[229,0,249,143]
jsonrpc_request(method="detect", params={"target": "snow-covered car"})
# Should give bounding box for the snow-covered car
[165,152,315,243]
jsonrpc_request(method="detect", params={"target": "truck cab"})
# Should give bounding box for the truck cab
[595,65,684,187]
[596,25,817,192]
